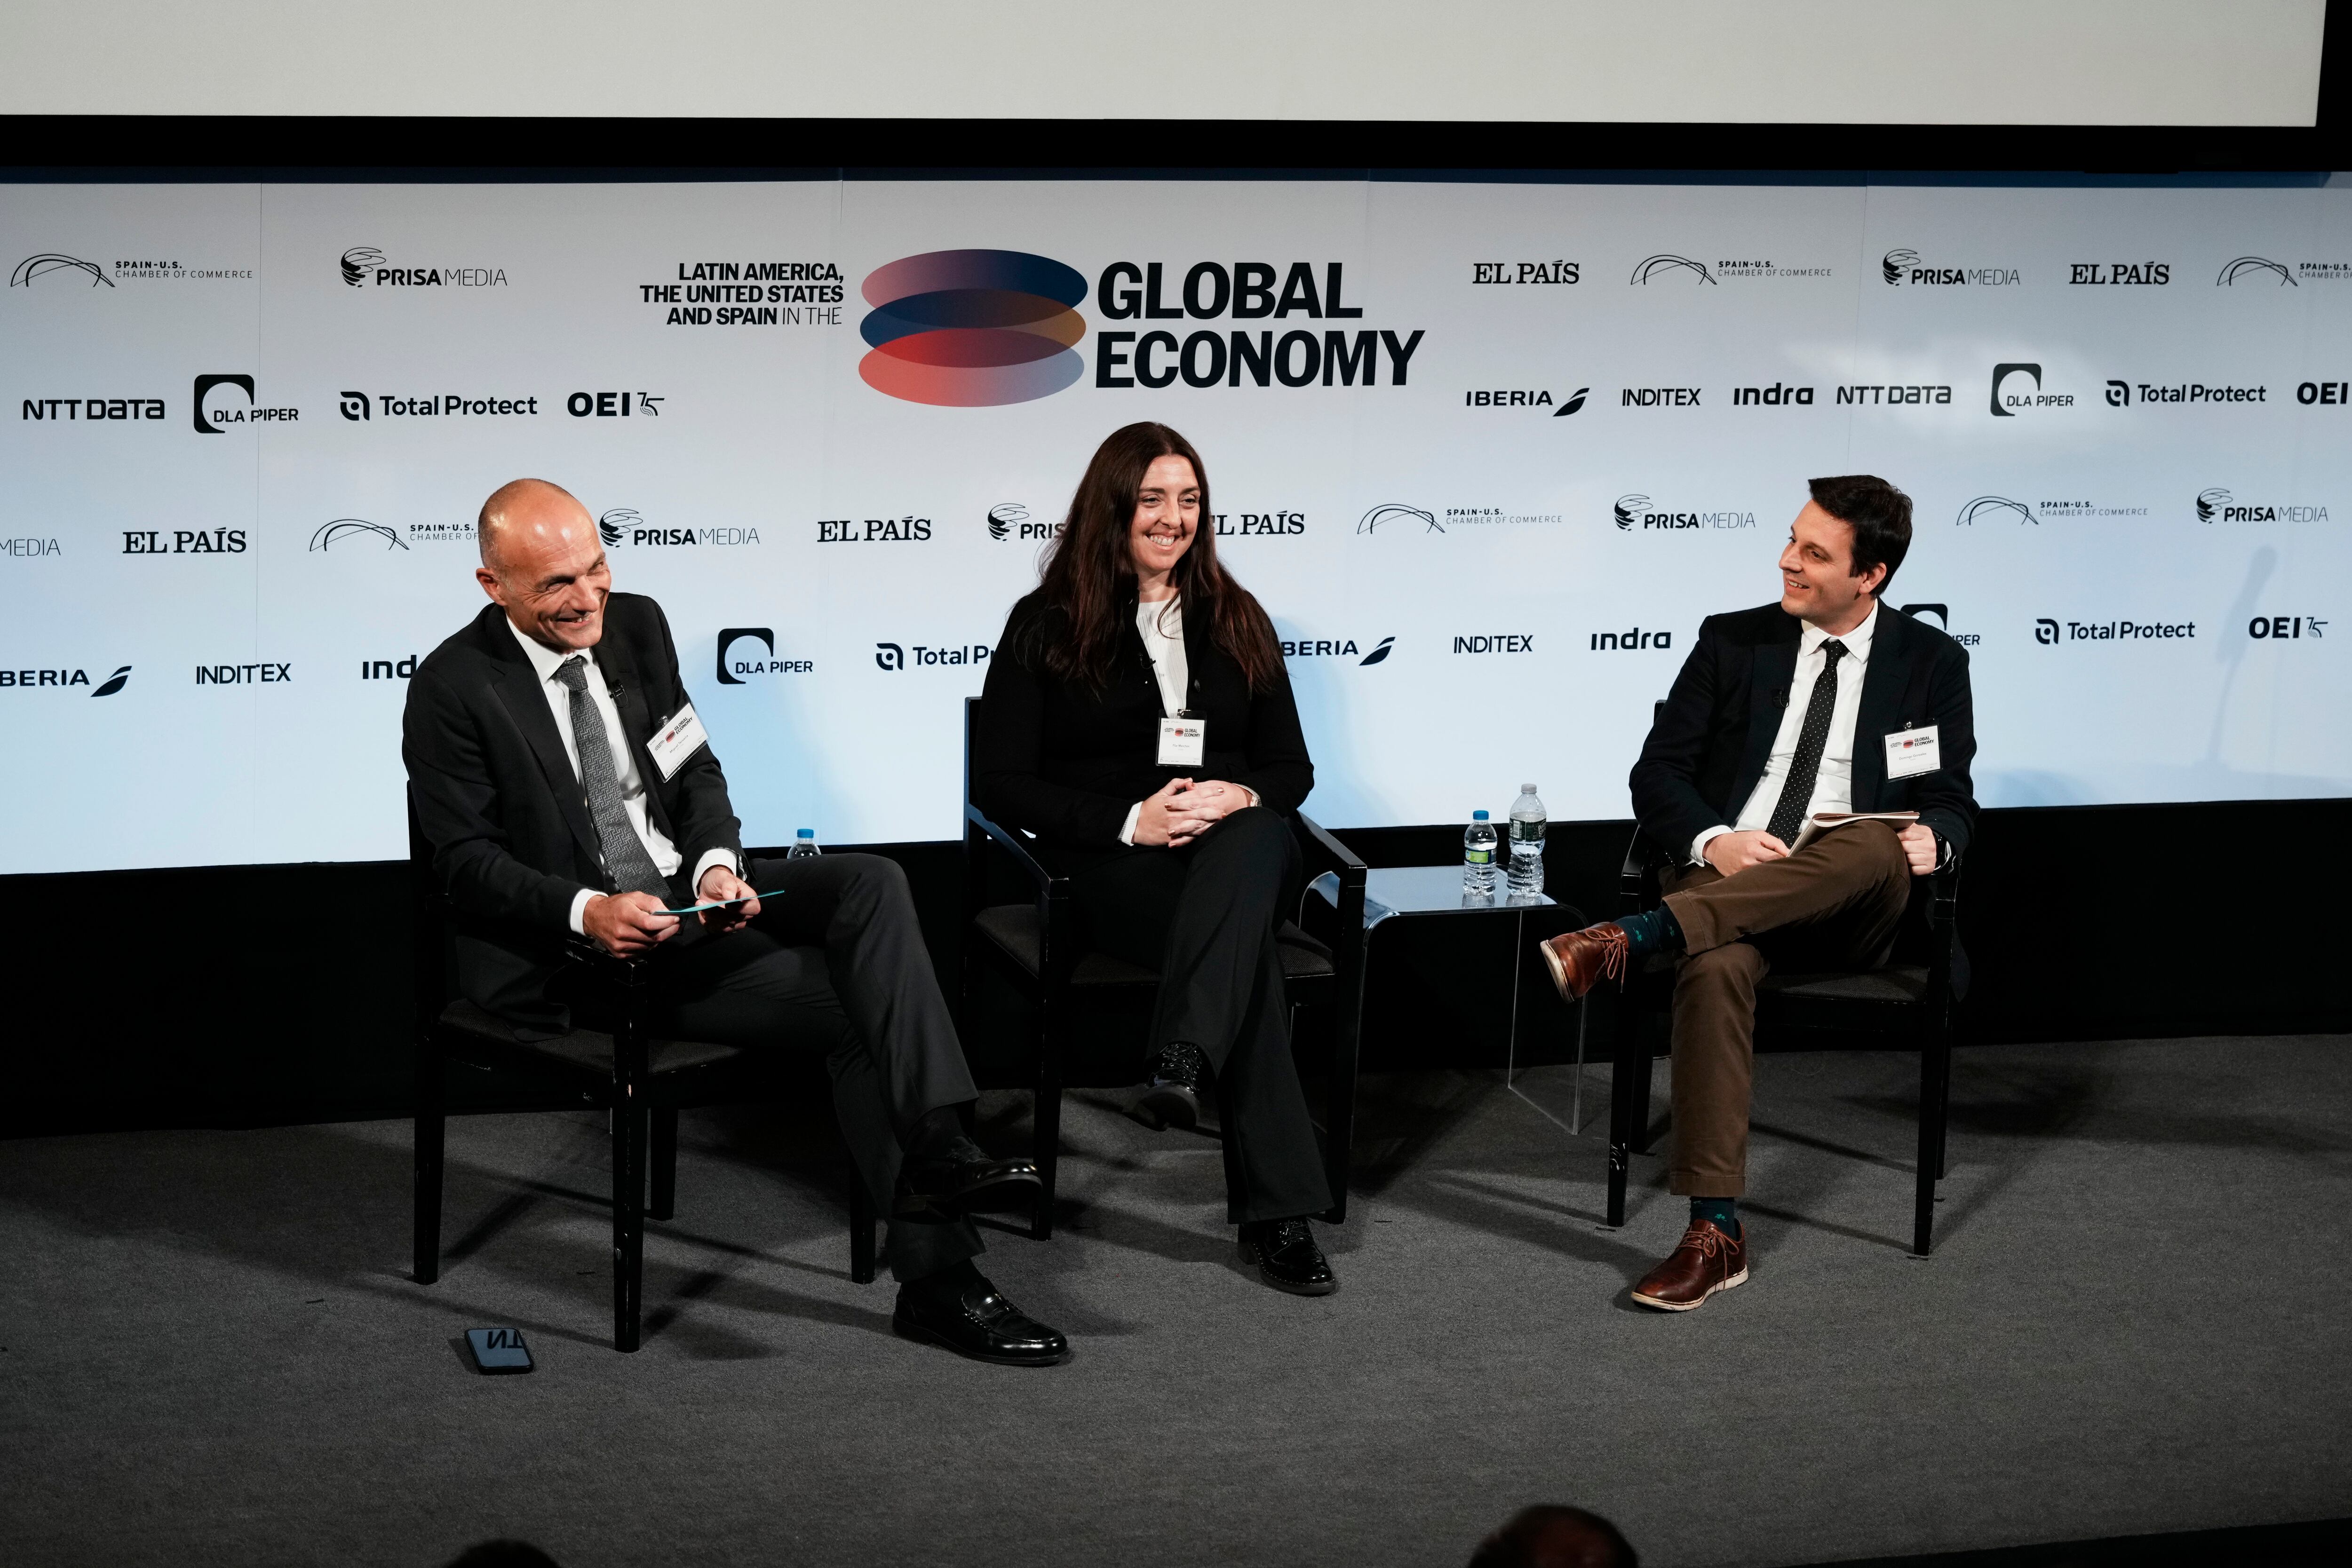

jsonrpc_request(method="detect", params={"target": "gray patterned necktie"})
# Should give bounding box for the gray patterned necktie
[1764,640,1848,849]
[552,654,671,900]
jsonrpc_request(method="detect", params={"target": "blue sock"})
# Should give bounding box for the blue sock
[1619,902,1685,957]
[1691,1196,1740,1238]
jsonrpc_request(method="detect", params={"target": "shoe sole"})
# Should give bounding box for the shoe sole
[897,1170,1044,1218]
[892,1316,1069,1367]
[1630,1265,1748,1312]
[1539,938,1581,1003]
[1134,1085,1200,1132]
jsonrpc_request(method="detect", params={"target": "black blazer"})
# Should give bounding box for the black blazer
[974,588,1314,852]
[402,594,743,1030]
[1630,601,1978,862]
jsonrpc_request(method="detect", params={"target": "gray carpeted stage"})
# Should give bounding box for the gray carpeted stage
[3,1035,2347,1568]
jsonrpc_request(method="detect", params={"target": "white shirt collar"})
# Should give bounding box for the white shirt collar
[1800,600,1879,663]
[506,614,590,685]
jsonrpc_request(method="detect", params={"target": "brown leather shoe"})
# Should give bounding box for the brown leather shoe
[1630,1220,1748,1311]
[1538,923,1630,1001]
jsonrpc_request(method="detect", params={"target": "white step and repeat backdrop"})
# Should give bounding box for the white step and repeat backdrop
[4,178,2350,874]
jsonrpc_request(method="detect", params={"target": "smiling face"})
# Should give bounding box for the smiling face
[1127,453,1200,590]
[475,481,612,652]
[1777,499,1885,634]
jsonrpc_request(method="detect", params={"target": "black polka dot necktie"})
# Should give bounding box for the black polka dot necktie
[553,654,672,900]
[1765,640,1848,849]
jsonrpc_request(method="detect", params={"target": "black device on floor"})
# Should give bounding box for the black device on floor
[466,1327,534,1374]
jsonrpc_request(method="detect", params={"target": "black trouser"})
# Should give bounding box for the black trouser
[643,852,983,1283]
[1067,807,1333,1224]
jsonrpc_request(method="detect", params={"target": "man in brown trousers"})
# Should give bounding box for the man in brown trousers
[1540,475,1976,1310]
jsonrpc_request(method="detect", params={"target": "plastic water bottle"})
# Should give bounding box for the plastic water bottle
[1507,783,1548,899]
[788,828,820,859]
[1463,810,1498,896]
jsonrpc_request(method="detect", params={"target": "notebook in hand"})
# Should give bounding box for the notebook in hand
[1787,811,1918,855]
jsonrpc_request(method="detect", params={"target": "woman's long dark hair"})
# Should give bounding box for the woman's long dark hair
[1028,422,1283,692]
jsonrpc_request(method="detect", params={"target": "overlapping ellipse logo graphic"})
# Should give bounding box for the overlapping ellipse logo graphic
[858,249,1088,407]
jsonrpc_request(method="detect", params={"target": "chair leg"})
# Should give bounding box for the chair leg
[412,1040,445,1285]
[1935,1041,1955,1181]
[849,1171,877,1284]
[1607,993,1643,1228]
[614,1104,646,1351]
[1318,1000,1359,1226]
[1913,1027,1952,1258]
[1032,997,1064,1242]
[1630,1043,1659,1154]
[649,1105,677,1222]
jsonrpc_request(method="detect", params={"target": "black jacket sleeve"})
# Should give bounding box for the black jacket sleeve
[1911,638,1978,862]
[973,602,1139,847]
[1232,657,1314,815]
[402,661,588,931]
[1628,614,1732,857]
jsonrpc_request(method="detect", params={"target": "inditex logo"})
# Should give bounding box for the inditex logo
[310,518,408,552]
[197,661,293,684]
[1630,255,1716,285]
[0,664,129,694]
[859,249,1088,407]
[1956,496,2038,526]
[2217,257,2294,287]
[875,641,988,670]
[1281,635,1393,665]
[716,627,811,684]
[10,253,112,288]
[1452,634,1533,654]
[339,245,508,288]
[1879,248,2019,287]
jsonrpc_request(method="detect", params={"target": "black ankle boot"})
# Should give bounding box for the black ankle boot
[1133,1042,1207,1131]
[1238,1218,1338,1296]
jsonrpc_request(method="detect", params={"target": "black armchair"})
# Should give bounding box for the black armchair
[956,698,1370,1238]
[408,791,877,1352]
[1608,826,1963,1257]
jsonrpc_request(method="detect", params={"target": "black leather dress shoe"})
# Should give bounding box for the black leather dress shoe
[1238,1218,1338,1296]
[898,1136,1042,1216]
[1133,1042,1208,1131]
[893,1274,1069,1366]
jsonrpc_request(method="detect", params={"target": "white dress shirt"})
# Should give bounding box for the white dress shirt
[1691,602,1880,865]
[505,618,736,933]
[1116,593,1255,846]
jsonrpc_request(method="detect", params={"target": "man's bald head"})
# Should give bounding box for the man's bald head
[473,478,612,653]
[478,478,591,573]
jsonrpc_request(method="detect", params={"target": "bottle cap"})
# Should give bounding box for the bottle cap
[1522,783,1538,793]
[796,828,815,838]
[1473,810,1489,820]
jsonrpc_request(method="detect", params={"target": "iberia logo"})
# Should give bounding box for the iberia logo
[858,249,1088,407]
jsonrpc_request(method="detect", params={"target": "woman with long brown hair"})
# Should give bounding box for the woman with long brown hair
[974,421,1337,1295]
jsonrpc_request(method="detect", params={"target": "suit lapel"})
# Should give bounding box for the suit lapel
[1732,624,1802,810]
[487,647,601,867]
[1851,604,1904,809]
[594,634,678,840]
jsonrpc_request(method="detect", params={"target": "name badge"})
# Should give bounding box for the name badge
[646,703,711,781]
[1884,724,1941,780]
[1157,715,1206,768]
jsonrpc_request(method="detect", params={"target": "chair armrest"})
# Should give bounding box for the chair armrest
[1621,831,1668,914]
[965,802,1061,894]
[1927,854,1963,931]
[1293,810,1368,885]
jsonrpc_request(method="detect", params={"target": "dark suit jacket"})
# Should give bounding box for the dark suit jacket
[1630,601,1978,863]
[974,588,1313,853]
[403,594,743,1030]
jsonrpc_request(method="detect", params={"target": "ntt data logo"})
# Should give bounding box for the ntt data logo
[11,253,112,288]
[858,249,1088,407]
[1629,255,1716,285]
[2217,257,2295,287]
[1956,496,2038,526]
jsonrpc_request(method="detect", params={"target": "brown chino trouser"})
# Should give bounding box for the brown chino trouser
[1656,820,1914,1196]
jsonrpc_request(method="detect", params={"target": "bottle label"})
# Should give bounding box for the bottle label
[1465,849,1494,864]
[1510,821,1544,843]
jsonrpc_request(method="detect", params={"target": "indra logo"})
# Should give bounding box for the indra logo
[1880,248,2020,287]
[858,250,1088,407]
[10,253,111,288]
[1281,635,1394,665]
[2217,257,2294,287]
[1630,255,1716,285]
[2195,486,2329,524]
[1956,496,2038,526]
[1357,504,1439,535]
[0,664,130,695]
[1613,492,1755,532]
[193,373,298,433]
[715,627,811,684]
[310,518,408,551]
[339,245,508,289]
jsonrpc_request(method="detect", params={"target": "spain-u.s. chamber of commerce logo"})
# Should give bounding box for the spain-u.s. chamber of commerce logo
[858,249,1088,407]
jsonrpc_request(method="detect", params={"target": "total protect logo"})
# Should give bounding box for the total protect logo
[10,253,112,288]
[1629,255,1716,285]
[858,250,1088,407]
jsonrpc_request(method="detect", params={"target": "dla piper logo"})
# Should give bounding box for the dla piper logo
[1989,364,2070,417]
[715,628,811,684]
[875,642,988,671]
[0,664,130,695]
